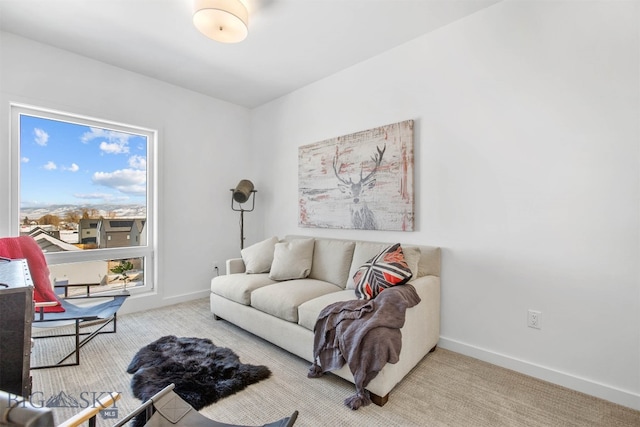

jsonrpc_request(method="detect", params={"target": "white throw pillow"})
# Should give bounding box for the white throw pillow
[241,236,278,273]
[309,239,356,288]
[402,246,422,280]
[269,238,315,281]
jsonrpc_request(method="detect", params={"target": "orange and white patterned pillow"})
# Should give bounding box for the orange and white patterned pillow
[353,243,413,300]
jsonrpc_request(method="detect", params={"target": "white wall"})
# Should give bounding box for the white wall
[250,0,640,410]
[0,32,252,311]
[1,0,638,411]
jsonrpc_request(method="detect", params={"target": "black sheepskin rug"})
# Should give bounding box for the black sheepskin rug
[127,335,271,421]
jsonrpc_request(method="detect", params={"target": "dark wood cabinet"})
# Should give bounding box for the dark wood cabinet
[0,258,33,397]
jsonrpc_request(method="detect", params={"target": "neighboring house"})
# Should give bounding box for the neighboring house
[28,230,81,253]
[20,225,60,241]
[97,218,144,249]
[78,219,100,245]
[130,219,147,246]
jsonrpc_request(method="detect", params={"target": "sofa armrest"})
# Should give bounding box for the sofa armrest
[226,258,246,274]
[406,274,441,350]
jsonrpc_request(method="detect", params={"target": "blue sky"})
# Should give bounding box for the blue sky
[20,115,147,207]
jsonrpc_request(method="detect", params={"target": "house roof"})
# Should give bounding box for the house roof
[30,232,81,253]
[102,220,135,232]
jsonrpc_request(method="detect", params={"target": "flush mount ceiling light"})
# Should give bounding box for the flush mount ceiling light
[193,0,248,43]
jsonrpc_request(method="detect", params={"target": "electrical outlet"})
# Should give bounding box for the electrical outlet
[527,310,541,329]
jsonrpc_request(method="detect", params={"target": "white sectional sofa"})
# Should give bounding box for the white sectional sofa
[209,235,441,405]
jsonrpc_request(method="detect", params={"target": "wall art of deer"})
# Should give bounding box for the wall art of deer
[333,144,386,230]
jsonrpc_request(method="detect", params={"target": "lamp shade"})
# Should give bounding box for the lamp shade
[232,180,254,204]
[193,0,248,43]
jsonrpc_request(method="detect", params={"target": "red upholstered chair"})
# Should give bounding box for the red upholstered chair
[0,236,129,369]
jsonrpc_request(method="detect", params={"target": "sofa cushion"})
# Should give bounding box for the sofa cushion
[346,242,388,289]
[241,236,278,273]
[402,245,422,280]
[418,246,442,277]
[251,279,342,323]
[211,273,276,305]
[297,289,357,331]
[309,239,356,288]
[354,243,413,300]
[269,238,315,280]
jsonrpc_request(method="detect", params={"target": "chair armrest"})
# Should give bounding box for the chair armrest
[112,384,176,427]
[34,301,62,321]
[226,258,246,274]
[54,281,101,297]
[57,392,121,427]
[35,301,60,308]
[62,290,130,300]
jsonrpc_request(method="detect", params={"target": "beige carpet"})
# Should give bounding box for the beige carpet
[31,298,640,426]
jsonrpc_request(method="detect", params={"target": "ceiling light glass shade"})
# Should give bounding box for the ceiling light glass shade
[193,0,248,43]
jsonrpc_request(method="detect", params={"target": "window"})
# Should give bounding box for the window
[11,104,156,294]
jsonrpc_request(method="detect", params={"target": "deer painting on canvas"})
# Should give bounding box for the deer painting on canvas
[333,144,386,230]
[298,119,414,231]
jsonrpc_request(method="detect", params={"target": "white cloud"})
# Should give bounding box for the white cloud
[82,127,133,155]
[34,128,49,146]
[92,169,146,196]
[100,141,130,154]
[43,161,57,170]
[129,155,146,170]
[21,157,29,163]
[63,163,80,172]
[82,127,132,144]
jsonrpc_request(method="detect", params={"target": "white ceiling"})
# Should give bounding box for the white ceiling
[0,0,500,108]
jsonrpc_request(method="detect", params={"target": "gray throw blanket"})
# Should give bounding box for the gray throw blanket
[307,284,421,409]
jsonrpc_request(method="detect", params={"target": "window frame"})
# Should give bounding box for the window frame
[10,103,157,293]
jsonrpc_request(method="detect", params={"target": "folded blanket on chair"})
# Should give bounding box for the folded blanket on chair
[308,284,420,409]
[0,236,64,312]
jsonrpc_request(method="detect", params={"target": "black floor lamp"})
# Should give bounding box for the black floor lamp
[231,180,257,250]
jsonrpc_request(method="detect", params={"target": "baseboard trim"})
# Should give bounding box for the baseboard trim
[119,289,210,314]
[160,289,211,306]
[438,336,640,411]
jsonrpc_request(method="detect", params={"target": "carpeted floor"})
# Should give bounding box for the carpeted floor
[31,298,640,426]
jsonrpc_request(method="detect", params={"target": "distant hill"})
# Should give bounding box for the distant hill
[20,204,146,220]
